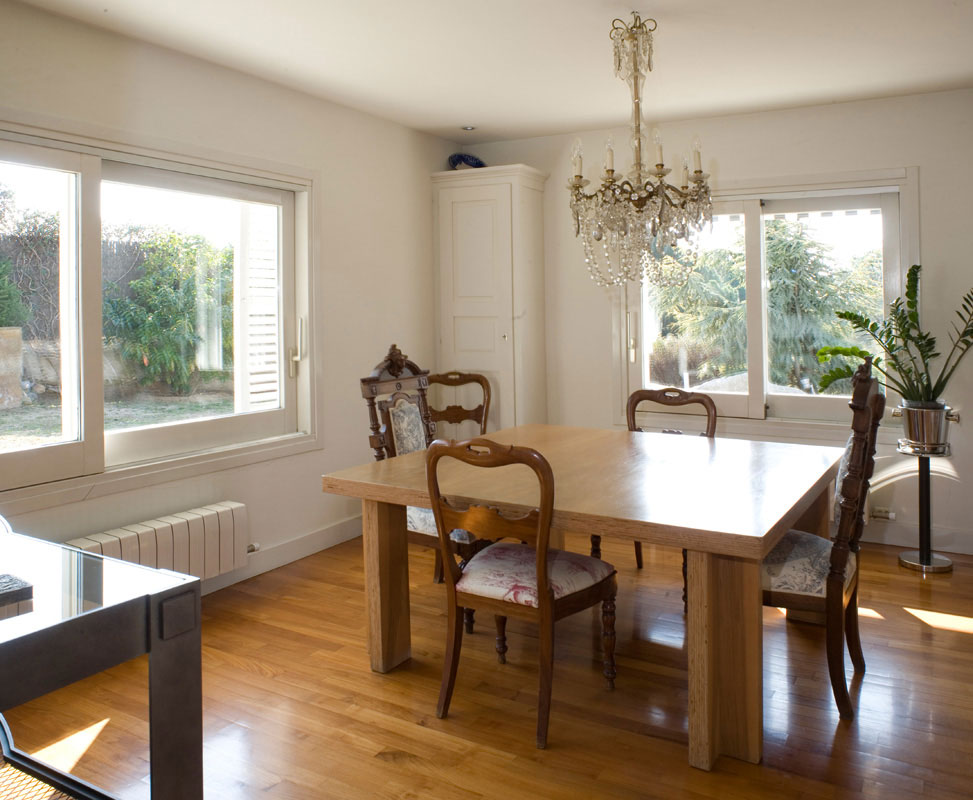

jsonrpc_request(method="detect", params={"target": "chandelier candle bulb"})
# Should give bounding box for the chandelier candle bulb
[653,128,663,165]
[692,137,702,172]
[681,160,689,187]
[605,139,614,171]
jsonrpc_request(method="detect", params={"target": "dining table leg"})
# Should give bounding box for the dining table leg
[686,551,763,771]
[362,499,411,672]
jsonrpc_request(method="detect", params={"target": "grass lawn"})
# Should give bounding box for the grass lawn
[0,392,234,452]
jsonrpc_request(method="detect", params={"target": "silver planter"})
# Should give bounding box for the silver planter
[893,403,957,456]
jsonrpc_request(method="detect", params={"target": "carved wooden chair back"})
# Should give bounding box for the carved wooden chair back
[426,438,555,598]
[626,387,718,437]
[360,344,435,461]
[827,363,883,586]
[428,372,492,436]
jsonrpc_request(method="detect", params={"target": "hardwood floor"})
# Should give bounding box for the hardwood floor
[4,536,972,799]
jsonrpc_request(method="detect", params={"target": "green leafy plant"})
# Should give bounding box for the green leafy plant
[817,264,973,404]
[0,257,29,328]
[103,232,232,395]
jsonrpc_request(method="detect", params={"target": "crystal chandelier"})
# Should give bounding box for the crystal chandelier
[568,12,713,288]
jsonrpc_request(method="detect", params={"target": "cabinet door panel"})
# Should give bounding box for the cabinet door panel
[438,184,515,431]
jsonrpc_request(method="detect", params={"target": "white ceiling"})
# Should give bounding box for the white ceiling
[21,0,973,144]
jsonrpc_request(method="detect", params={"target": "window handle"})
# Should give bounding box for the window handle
[288,317,305,379]
[627,312,637,363]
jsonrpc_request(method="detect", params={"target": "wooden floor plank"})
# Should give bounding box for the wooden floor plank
[3,536,971,798]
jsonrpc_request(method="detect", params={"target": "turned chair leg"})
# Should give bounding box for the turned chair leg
[495,615,508,664]
[602,597,616,690]
[826,606,854,719]
[589,534,601,559]
[633,541,643,569]
[536,618,555,749]
[845,587,866,673]
[437,604,465,719]
[464,608,476,635]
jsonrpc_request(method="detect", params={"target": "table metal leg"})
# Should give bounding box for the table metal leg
[362,500,412,672]
[148,586,203,800]
[898,455,953,573]
[686,551,762,770]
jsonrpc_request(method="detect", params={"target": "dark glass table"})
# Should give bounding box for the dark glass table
[0,522,202,799]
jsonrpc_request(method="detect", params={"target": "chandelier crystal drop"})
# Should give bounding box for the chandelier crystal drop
[568,12,713,288]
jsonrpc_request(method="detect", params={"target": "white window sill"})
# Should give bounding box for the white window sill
[627,411,900,448]
[0,431,320,517]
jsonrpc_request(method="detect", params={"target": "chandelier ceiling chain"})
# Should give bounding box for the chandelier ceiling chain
[568,12,713,288]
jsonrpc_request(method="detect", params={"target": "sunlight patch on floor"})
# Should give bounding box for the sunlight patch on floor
[904,607,973,633]
[857,607,884,619]
[31,718,109,772]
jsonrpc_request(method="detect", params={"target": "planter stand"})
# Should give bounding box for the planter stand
[896,447,953,573]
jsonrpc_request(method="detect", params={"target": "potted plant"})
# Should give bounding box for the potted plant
[817,264,973,452]
[0,258,28,410]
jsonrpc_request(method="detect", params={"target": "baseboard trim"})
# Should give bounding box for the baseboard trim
[861,519,971,556]
[201,515,362,595]
[199,514,968,595]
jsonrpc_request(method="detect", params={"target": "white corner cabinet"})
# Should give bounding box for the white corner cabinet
[432,164,548,432]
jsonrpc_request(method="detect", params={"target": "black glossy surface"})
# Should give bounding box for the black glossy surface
[0,531,191,645]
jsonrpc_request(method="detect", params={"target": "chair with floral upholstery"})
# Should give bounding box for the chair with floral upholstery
[360,345,486,628]
[426,437,618,749]
[761,359,883,718]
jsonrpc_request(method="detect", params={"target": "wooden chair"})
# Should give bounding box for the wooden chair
[591,387,717,611]
[427,437,618,749]
[360,345,486,628]
[427,371,491,436]
[360,344,442,546]
[761,360,882,719]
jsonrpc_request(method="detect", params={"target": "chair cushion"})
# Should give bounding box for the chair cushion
[762,529,856,597]
[406,506,476,544]
[455,541,615,608]
[389,398,426,455]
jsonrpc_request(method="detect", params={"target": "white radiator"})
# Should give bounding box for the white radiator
[65,501,249,579]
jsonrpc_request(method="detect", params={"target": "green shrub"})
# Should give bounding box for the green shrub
[103,231,233,395]
[0,257,28,328]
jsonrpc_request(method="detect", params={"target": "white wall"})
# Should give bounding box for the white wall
[0,0,456,580]
[470,89,973,555]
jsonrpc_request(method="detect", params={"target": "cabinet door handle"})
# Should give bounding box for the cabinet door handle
[502,333,508,341]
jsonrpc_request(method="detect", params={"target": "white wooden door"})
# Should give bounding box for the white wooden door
[437,183,515,432]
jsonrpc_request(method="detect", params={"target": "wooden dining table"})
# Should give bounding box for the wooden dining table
[321,423,843,770]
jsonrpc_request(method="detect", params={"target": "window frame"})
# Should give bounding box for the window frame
[0,139,104,489]
[761,191,900,421]
[0,130,314,494]
[100,161,298,466]
[618,167,919,429]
